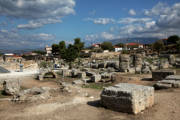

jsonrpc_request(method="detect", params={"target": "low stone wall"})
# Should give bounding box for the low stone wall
[152,70,176,81]
[101,83,154,114]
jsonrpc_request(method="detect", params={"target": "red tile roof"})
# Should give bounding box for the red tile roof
[126,43,143,46]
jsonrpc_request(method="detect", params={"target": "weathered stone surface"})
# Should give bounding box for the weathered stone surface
[152,70,176,81]
[154,75,180,89]
[12,87,53,102]
[135,54,143,74]
[38,70,58,81]
[119,54,130,72]
[86,71,96,77]
[165,75,180,81]
[160,80,180,88]
[150,65,158,71]
[142,66,151,74]
[62,69,72,77]
[98,63,106,68]
[160,60,169,69]
[78,72,86,79]
[169,55,175,65]
[71,69,79,77]
[72,80,84,85]
[91,64,98,69]
[91,74,102,82]
[154,83,172,89]
[101,83,154,114]
[3,79,20,95]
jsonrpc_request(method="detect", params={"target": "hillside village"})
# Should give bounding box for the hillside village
[0,35,180,120]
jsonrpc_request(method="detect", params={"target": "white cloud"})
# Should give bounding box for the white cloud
[85,18,115,25]
[100,32,115,40]
[17,18,62,29]
[0,0,75,29]
[144,2,170,16]
[129,9,136,16]
[118,17,152,24]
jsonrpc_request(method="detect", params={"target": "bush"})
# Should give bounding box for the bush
[39,61,53,68]
[101,42,114,51]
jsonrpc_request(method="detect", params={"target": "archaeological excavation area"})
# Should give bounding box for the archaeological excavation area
[0,53,180,120]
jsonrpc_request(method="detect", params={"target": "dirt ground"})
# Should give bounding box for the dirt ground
[0,72,180,120]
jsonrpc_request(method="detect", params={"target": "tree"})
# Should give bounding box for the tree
[115,43,124,47]
[101,42,114,51]
[176,40,180,53]
[32,50,46,55]
[74,38,84,54]
[52,44,59,56]
[64,44,78,63]
[59,41,66,59]
[167,35,180,44]
[153,40,165,54]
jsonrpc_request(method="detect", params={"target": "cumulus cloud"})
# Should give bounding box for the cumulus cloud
[85,2,180,42]
[85,18,115,25]
[129,9,136,16]
[0,0,75,29]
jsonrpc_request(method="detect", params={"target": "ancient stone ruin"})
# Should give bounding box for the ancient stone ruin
[154,75,180,89]
[101,83,154,114]
[3,79,20,95]
[152,70,176,81]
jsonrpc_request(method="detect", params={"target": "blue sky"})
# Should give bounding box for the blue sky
[0,0,180,50]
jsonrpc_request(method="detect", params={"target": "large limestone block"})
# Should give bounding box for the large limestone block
[101,83,154,114]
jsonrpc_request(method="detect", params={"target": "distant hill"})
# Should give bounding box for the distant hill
[0,48,45,54]
[109,37,159,45]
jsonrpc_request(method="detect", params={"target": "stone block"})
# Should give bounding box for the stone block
[62,69,71,77]
[154,83,172,89]
[86,71,96,77]
[166,75,180,81]
[72,80,84,85]
[3,79,20,95]
[101,83,154,114]
[91,74,102,83]
[152,70,176,81]
[78,72,86,79]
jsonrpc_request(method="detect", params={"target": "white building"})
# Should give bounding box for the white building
[45,45,52,56]
[114,46,123,52]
